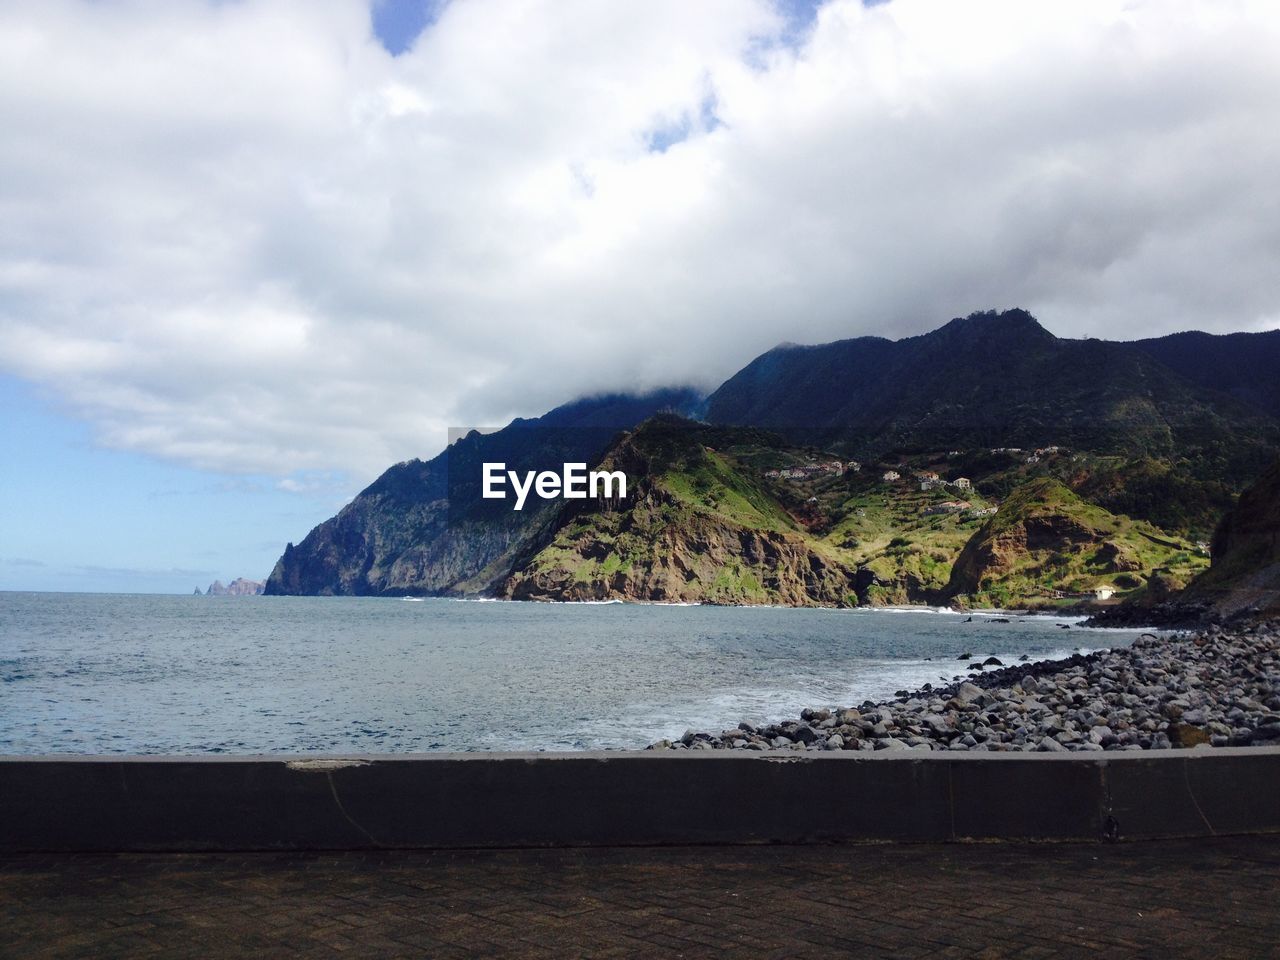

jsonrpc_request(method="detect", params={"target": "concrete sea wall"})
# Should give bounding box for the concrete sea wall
[3,749,1280,852]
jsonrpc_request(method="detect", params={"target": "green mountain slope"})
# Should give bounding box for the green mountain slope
[1131,329,1280,420]
[264,310,1276,606]
[501,418,857,605]
[708,309,1277,457]
[501,419,1207,609]
[944,478,1204,609]
[706,310,1279,534]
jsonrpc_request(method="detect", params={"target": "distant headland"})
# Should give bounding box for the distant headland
[196,578,265,597]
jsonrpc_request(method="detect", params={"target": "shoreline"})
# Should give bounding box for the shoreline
[411,594,1129,621]
[4,589,1152,628]
[651,618,1280,754]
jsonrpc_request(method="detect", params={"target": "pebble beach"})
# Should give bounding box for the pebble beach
[650,619,1280,753]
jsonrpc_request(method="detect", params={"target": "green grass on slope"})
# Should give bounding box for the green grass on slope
[659,448,797,533]
[512,418,1214,607]
[956,479,1207,608]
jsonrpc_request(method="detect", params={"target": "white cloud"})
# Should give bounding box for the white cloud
[2,0,1279,481]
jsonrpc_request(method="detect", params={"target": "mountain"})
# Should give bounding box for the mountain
[705,309,1280,536]
[706,309,1277,461]
[1179,459,1280,619]
[499,420,1207,608]
[263,389,702,596]
[1130,330,1280,420]
[501,417,857,605]
[943,478,1201,610]
[264,309,1278,607]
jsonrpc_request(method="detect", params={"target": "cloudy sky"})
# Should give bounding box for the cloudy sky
[3,0,1280,591]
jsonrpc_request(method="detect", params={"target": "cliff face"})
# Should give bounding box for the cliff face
[944,479,1196,608]
[1182,460,1280,618]
[504,486,855,605]
[263,389,702,596]
[501,418,856,605]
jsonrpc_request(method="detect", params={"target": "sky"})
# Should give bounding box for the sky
[3,0,1280,592]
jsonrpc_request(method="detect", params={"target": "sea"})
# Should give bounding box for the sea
[0,592,1157,755]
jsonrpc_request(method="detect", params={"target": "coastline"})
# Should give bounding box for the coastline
[410,593,1121,621]
[651,618,1280,755]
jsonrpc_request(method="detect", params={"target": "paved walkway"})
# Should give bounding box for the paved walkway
[4,836,1280,959]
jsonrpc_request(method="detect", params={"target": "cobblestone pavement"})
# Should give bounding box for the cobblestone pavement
[4,836,1280,959]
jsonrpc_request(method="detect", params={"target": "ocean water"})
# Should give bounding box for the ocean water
[0,592,1155,754]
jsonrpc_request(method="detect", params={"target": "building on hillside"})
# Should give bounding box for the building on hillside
[1025,454,1040,464]
[952,477,972,490]
[969,506,997,518]
[846,461,862,473]
[920,479,942,491]
[770,461,848,481]
[1093,586,1115,600]
[924,500,971,516]
[882,470,901,482]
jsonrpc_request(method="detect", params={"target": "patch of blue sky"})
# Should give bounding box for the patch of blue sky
[646,92,723,154]
[747,0,890,69]
[777,0,827,43]
[369,0,890,61]
[371,0,448,56]
[0,376,345,594]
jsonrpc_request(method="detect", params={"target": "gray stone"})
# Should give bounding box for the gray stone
[874,738,909,751]
[791,725,819,745]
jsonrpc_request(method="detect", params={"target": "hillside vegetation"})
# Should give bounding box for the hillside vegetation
[265,310,1275,607]
[503,418,1207,608]
[944,478,1202,610]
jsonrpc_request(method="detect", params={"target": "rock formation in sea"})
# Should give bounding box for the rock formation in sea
[204,578,266,596]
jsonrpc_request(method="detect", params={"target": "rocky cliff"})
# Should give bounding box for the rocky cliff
[264,389,702,596]
[1181,460,1280,619]
[501,418,857,605]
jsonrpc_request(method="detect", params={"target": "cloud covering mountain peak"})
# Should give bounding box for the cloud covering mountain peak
[3,0,1279,482]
